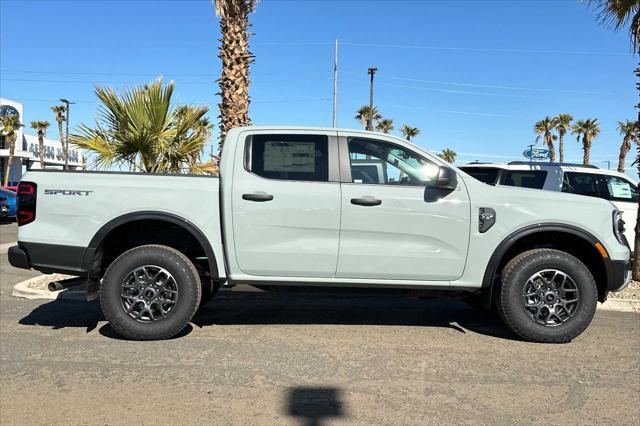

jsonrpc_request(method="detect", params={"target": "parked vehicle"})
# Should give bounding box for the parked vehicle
[0,196,8,220]
[459,162,638,246]
[0,188,17,219]
[8,127,631,342]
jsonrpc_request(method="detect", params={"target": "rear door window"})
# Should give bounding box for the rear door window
[561,172,601,198]
[501,170,548,189]
[601,175,639,202]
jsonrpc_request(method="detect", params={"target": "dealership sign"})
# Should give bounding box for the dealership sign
[523,147,550,161]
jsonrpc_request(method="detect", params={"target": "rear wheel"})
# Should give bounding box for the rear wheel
[100,244,201,340]
[497,249,597,343]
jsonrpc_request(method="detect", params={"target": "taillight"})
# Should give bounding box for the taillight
[17,182,37,226]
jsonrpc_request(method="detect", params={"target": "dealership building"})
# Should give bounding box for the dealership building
[1,98,85,186]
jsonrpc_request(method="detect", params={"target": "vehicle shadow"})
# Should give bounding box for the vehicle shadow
[18,288,519,341]
[286,386,345,426]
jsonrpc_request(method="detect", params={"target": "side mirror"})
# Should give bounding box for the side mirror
[432,166,458,190]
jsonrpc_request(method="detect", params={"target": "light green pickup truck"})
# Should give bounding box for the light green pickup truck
[8,127,632,342]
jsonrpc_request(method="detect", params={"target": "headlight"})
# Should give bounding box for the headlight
[612,210,628,246]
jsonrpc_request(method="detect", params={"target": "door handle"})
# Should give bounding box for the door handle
[351,196,382,207]
[242,193,274,202]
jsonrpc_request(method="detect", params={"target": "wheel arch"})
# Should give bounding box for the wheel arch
[82,211,219,282]
[481,223,611,306]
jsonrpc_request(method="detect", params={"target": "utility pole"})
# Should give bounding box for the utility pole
[60,98,75,170]
[367,67,377,131]
[332,39,338,128]
[603,160,611,170]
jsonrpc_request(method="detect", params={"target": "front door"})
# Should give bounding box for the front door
[336,134,471,281]
[231,130,341,277]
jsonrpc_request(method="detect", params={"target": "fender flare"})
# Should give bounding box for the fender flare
[480,223,610,305]
[82,211,219,280]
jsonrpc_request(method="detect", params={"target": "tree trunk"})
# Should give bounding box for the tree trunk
[56,121,64,164]
[3,134,16,187]
[558,133,564,163]
[38,129,46,169]
[217,7,252,152]
[582,138,590,165]
[546,136,555,162]
[633,63,640,280]
[617,139,628,173]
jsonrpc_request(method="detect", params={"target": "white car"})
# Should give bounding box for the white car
[459,161,639,246]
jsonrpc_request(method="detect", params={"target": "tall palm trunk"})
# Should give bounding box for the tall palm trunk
[55,120,64,162]
[3,134,16,187]
[558,132,565,163]
[216,3,253,151]
[634,63,640,280]
[38,129,46,169]
[617,137,630,172]
[582,137,591,165]
[545,134,556,162]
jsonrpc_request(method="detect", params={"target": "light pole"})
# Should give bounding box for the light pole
[367,67,377,131]
[602,160,611,170]
[59,98,75,170]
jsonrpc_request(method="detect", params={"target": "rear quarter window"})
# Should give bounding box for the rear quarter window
[501,170,548,189]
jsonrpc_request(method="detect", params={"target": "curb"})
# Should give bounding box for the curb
[12,275,86,301]
[598,299,640,313]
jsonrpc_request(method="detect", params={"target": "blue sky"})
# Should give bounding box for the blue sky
[1,0,637,174]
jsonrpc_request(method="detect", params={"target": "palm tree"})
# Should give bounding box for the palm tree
[1,113,22,187]
[51,105,66,163]
[400,124,420,141]
[534,117,557,162]
[375,118,394,133]
[30,120,50,169]
[70,79,214,174]
[617,120,639,172]
[213,0,258,152]
[553,113,573,163]
[437,148,457,164]
[355,106,381,130]
[571,119,601,166]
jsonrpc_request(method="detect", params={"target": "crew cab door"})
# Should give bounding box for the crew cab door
[230,130,341,277]
[336,134,471,281]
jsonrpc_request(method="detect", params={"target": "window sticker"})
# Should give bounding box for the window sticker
[609,180,632,199]
[263,141,315,173]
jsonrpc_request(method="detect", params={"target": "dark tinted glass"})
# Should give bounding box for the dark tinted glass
[501,170,547,189]
[247,134,329,182]
[460,167,500,185]
[562,172,600,198]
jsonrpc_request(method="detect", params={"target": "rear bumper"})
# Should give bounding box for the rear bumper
[7,242,88,276]
[606,259,632,293]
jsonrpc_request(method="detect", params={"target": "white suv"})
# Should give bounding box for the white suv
[460,162,639,245]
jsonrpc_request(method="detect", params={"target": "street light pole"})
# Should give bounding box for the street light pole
[367,67,377,131]
[60,98,75,170]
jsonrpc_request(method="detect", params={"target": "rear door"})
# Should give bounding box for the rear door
[336,134,471,281]
[231,130,341,277]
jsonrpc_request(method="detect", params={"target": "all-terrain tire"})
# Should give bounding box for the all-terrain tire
[100,244,201,340]
[497,249,597,343]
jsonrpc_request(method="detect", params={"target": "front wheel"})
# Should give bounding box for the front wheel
[100,245,201,340]
[497,249,597,343]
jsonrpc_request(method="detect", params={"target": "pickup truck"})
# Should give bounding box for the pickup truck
[8,127,632,342]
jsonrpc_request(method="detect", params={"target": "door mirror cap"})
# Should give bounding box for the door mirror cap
[432,166,458,190]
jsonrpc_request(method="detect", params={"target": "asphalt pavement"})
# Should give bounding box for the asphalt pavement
[0,222,638,425]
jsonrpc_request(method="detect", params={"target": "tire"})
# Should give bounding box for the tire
[497,248,597,343]
[100,244,201,340]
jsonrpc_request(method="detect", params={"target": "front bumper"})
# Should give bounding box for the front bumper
[606,259,632,292]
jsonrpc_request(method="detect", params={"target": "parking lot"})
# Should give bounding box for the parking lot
[0,222,639,425]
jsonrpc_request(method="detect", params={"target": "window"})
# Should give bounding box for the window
[602,175,639,202]
[246,134,329,182]
[460,167,500,185]
[501,170,548,189]
[347,138,440,186]
[562,172,601,198]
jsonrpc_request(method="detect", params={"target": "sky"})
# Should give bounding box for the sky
[0,0,638,175]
